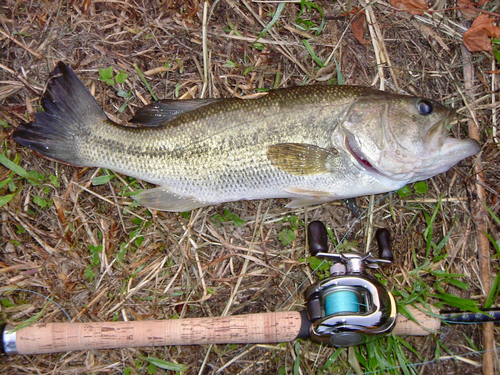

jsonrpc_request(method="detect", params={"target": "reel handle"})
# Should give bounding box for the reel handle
[307,221,391,269]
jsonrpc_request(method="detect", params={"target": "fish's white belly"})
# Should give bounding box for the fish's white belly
[156,165,407,205]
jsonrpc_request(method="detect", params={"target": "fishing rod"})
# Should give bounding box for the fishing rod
[1,221,498,356]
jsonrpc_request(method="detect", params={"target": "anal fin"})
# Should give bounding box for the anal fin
[283,188,335,208]
[134,187,211,212]
[286,196,335,208]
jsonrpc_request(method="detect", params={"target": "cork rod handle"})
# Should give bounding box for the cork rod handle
[9,311,303,355]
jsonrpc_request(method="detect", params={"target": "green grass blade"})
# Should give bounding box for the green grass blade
[301,39,325,67]
[0,192,16,208]
[431,290,481,312]
[0,177,13,190]
[395,335,423,361]
[320,348,343,371]
[7,305,48,332]
[485,264,500,308]
[485,231,500,257]
[257,2,286,40]
[139,356,187,372]
[92,175,114,186]
[348,347,363,375]
[134,64,158,101]
[0,153,29,179]
[333,55,344,85]
[484,202,500,226]
[293,342,301,375]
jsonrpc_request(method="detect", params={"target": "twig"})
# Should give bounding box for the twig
[360,0,399,91]
[70,181,148,222]
[365,195,375,254]
[0,29,43,59]
[71,287,109,322]
[492,57,499,146]
[211,31,301,46]
[461,45,495,375]
[0,63,41,95]
[106,255,171,315]
[201,0,209,98]
[7,210,56,255]
[36,0,63,53]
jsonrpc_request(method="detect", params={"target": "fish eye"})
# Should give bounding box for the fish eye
[417,99,433,115]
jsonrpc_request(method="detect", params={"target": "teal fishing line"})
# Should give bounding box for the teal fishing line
[324,290,360,315]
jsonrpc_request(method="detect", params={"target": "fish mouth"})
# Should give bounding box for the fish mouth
[427,137,480,175]
[345,131,377,171]
[422,111,480,175]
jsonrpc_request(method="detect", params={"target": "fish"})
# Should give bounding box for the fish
[13,62,480,212]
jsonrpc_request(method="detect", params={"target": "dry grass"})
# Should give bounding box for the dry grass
[0,1,499,374]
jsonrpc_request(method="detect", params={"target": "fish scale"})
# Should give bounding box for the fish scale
[13,62,480,212]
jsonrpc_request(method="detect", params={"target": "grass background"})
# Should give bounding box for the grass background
[1,1,499,374]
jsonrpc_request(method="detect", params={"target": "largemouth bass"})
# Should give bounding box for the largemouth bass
[13,62,480,212]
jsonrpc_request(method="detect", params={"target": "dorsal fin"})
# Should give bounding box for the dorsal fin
[131,98,223,126]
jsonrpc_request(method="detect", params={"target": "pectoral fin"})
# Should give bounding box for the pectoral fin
[267,143,339,176]
[134,187,211,212]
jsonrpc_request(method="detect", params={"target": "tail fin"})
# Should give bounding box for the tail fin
[13,62,107,166]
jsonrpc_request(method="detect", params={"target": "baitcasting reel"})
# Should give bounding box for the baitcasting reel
[305,221,397,347]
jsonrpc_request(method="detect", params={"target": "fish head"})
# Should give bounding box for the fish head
[338,92,480,181]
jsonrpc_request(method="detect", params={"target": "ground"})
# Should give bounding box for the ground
[0,1,499,375]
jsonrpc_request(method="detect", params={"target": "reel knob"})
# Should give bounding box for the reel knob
[308,221,329,256]
[375,228,393,262]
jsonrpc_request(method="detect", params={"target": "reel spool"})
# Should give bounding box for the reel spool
[305,221,397,347]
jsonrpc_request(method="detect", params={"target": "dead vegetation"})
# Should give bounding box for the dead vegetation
[0,1,499,374]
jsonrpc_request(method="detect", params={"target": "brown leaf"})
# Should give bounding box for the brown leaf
[463,14,500,52]
[351,12,369,45]
[83,0,91,12]
[457,0,479,20]
[390,0,429,15]
[338,7,363,18]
